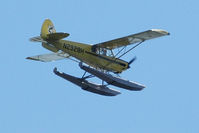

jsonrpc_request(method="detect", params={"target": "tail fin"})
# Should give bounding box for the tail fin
[30,19,69,43]
[40,19,56,39]
[40,19,69,41]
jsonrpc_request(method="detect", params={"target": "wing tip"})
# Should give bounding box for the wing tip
[151,29,170,35]
[26,57,37,61]
[26,57,43,62]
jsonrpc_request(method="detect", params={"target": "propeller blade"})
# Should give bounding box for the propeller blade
[127,56,137,69]
[128,56,137,65]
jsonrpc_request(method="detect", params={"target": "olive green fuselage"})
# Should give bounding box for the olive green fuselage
[51,40,128,73]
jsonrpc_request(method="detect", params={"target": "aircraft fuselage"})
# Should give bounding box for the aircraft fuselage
[51,39,129,73]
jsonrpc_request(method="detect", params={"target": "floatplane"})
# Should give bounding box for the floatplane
[27,19,169,96]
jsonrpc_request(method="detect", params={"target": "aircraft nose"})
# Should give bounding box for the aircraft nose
[127,64,131,69]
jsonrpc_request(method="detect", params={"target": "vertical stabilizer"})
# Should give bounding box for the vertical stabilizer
[40,19,56,39]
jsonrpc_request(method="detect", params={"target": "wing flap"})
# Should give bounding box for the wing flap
[26,52,70,62]
[94,29,169,49]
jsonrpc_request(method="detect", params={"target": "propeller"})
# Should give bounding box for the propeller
[127,56,137,68]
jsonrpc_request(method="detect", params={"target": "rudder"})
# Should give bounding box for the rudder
[30,19,69,43]
[40,19,56,39]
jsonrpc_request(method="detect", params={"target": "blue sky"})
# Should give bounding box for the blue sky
[1,0,199,132]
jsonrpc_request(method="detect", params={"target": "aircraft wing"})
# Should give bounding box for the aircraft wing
[93,29,170,50]
[26,52,70,62]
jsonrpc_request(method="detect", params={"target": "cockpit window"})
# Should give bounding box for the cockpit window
[91,45,114,56]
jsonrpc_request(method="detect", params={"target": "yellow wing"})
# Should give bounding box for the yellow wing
[93,29,170,50]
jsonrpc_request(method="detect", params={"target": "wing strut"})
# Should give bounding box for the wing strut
[117,41,144,59]
[114,46,127,57]
[101,41,144,70]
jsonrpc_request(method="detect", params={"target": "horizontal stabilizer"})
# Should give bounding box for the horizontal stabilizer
[26,52,70,62]
[29,33,69,43]
[29,36,47,43]
[47,32,69,41]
